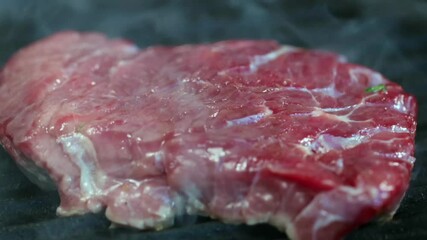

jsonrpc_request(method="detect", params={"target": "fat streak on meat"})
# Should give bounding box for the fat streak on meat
[0,32,417,240]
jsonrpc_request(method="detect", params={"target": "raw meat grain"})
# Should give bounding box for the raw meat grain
[0,32,417,240]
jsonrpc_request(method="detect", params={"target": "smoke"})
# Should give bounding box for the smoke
[0,1,423,59]
[0,1,424,85]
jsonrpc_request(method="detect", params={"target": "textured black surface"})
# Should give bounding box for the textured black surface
[0,0,426,239]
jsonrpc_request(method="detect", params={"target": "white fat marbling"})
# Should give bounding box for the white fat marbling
[392,95,411,114]
[311,84,344,98]
[349,67,385,86]
[225,200,249,210]
[269,213,297,240]
[312,210,345,237]
[304,134,366,153]
[145,151,164,170]
[249,46,299,73]
[300,125,411,154]
[227,106,273,127]
[207,147,227,163]
[58,133,102,199]
[182,184,205,214]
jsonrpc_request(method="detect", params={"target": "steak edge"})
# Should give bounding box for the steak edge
[0,31,417,240]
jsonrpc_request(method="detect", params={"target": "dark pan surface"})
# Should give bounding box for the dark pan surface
[0,1,426,239]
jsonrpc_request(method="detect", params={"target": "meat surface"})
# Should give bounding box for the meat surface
[0,31,417,240]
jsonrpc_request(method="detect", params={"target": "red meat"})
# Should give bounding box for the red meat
[0,32,417,240]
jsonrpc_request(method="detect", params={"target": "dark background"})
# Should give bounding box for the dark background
[0,0,426,239]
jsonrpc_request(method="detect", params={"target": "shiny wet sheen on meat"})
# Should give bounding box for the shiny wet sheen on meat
[0,32,417,240]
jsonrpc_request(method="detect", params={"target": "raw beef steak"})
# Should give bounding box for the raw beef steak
[0,32,417,240]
